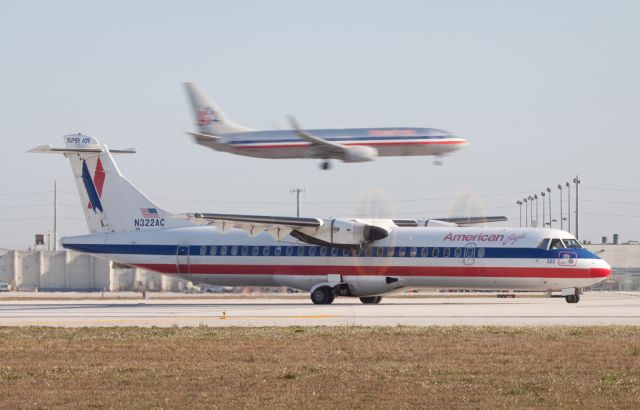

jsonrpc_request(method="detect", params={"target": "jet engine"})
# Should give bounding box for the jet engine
[342,146,378,163]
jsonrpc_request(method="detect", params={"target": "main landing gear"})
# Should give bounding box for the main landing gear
[310,286,335,304]
[565,294,580,304]
[319,160,332,170]
[359,296,383,304]
[309,287,383,305]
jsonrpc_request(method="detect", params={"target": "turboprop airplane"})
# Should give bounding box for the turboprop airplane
[184,82,468,169]
[30,135,610,304]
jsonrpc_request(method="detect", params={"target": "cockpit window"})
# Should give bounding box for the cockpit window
[538,238,550,250]
[562,239,583,249]
[549,239,565,249]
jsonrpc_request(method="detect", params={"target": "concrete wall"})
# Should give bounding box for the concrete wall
[0,249,191,292]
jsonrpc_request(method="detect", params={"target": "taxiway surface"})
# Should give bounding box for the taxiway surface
[1,292,639,327]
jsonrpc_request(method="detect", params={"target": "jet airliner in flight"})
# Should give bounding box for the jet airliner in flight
[184,82,468,169]
[30,135,610,304]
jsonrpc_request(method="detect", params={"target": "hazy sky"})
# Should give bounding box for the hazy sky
[1,0,639,249]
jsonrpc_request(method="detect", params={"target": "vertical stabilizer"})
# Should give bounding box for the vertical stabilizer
[184,82,254,135]
[30,134,190,233]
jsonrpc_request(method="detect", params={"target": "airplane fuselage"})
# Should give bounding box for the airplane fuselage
[214,127,467,159]
[63,226,610,296]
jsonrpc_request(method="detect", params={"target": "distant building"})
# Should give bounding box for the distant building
[585,243,640,291]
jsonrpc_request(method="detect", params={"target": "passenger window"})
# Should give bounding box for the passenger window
[399,247,406,257]
[387,247,394,257]
[454,248,462,258]
[221,245,228,255]
[549,239,565,249]
[410,247,417,257]
[538,238,550,250]
[241,246,248,256]
[365,247,372,257]
[331,247,339,256]
[274,246,282,256]
[309,247,317,256]
[376,247,384,257]
[262,246,270,256]
[432,247,440,257]
[421,247,429,257]
[342,248,350,257]
[320,246,327,256]
[200,246,206,256]
[210,245,218,256]
[297,247,304,256]
[252,246,259,256]
[477,248,485,258]
[286,246,293,256]
[444,248,451,257]
[231,246,238,256]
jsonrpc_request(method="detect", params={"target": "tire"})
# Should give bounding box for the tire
[565,294,580,304]
[359,296,382,304]
[311,286,335,304]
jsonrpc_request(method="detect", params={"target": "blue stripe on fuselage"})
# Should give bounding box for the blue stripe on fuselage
[227,135,449,146]
[62,243,600,260]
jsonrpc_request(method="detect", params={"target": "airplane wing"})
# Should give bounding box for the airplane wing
[186,212,323,240]
[288,117,345,153]
[393,216,508,227]
[288,117,378,162]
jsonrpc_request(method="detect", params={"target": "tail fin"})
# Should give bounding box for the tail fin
[183,82,254,135]
[30,134,188,233]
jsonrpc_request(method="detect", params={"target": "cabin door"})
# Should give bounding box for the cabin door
[463,243,476,265]
[176,245,190,274]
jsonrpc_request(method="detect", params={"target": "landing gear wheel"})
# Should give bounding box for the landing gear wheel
[311,286,335,304]
[565,294,580,304]
[320,160,332,170]
[359,296,382,304]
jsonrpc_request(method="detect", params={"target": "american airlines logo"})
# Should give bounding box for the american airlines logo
[443,233,505,242]
[197,107,220,125]
[442,232,526,245]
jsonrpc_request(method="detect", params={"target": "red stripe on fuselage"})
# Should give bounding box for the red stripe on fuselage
[233,140,466,150]
[134,264,609,279]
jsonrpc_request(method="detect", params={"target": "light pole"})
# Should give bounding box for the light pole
[566,181,571,234]
[523,198,528,228]
[290,188,305,217]
[517,200,523,227]
[534,194,539,227]
[547,187,552,228]
[558,184,563,230]
[528,195,534,227]
[541,192,546,227]
[573,176,581,240]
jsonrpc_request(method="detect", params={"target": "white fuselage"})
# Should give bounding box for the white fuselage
[62,226,610,296]
[214,128,467,159]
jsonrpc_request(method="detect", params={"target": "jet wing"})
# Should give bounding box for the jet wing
[186,212,323,240]
[288,117,346,154]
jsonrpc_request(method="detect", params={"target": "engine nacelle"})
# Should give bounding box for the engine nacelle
[293,218,389,247]
[344,275,408,296]
[343,146,378,163]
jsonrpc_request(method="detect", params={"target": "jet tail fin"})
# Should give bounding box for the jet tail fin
[30,134,190,234]
[183,82,254,135]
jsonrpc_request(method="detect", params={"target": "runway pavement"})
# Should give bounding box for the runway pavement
[1,292,639,327]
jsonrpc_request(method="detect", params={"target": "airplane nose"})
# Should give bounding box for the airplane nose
[591,260,611,278]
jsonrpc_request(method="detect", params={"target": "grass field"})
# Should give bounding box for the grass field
[1,326,639,409]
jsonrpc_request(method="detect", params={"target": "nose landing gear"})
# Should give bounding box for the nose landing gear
[319,160,332,170]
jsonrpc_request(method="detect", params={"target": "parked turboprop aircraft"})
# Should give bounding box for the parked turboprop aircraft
[184,82,468,169]
[30,135,610,304]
